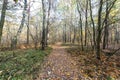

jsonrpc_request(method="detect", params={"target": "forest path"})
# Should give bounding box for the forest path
[36,43,81,80]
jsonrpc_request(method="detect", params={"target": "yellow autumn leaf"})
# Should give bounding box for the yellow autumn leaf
[66,72,70,76]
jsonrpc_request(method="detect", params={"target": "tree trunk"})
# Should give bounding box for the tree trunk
[96,0,103,60]
[89,0,96,50]
[16,0,27,36]
[11,0,27,49]
[35,25,38,50]
[41,0,46,50]
[77,1,84,51]
[103,0,109,49]
[72,26,76,44]
[0,0,8,44]
[27,16,30,44]
[85,0,88,46]
[64,24,67,43]
[45,0,51,46]
[102,0,117,49]
[27,2,31,44]
[69,26,72,43]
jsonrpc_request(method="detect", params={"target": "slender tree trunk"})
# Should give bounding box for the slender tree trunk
[89,0,96,50]
[27,18,30,44]
[0,0,8,44]
[77,2,84,51]
[115,28,119,44]
[88,28,93,49]
[16,0,27,36]
[72,26,76,44]
[103,22,109,49]
[41,0,46,50]
[69,26,72,43]
[11,0,27,49]
[96,0,103,60]
[27,14,30,44]
[35,25,38,49]
[64,24,67,43]
[80,14,84,51]
[62,26,64,43]
[62,24,67,43]
[103,0,109,49]
[45,0,51,46]
[85,0,88,46]
[27,2,30,44]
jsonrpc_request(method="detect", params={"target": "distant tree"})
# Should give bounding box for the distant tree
[72,25,76,44]
[63,23,67,43]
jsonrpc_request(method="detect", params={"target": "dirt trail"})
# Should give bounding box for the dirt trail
[36,43,82,80]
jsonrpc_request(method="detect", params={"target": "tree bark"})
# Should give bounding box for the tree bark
[96,0,103,60]
[62,23,67,43]
[41,0,46,50]
[72,26,76,44]
[103,1,109,49]
[77,1,84,51]
[16,0,27,36]
[45,0,51,46]
[89,0,96,50]
[85,0,88,46]
[0,0,8,44]
[27,1,31,44]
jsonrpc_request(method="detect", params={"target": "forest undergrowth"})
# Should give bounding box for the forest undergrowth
[66,46,120,80]
[0,47,52,80]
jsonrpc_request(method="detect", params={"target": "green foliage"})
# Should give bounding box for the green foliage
[0,47,52,80]
[107,76,115,80]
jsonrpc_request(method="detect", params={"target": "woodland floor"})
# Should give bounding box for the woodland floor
[36,43,120,80]
[36,43,82,80]
[0,43,119,80]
